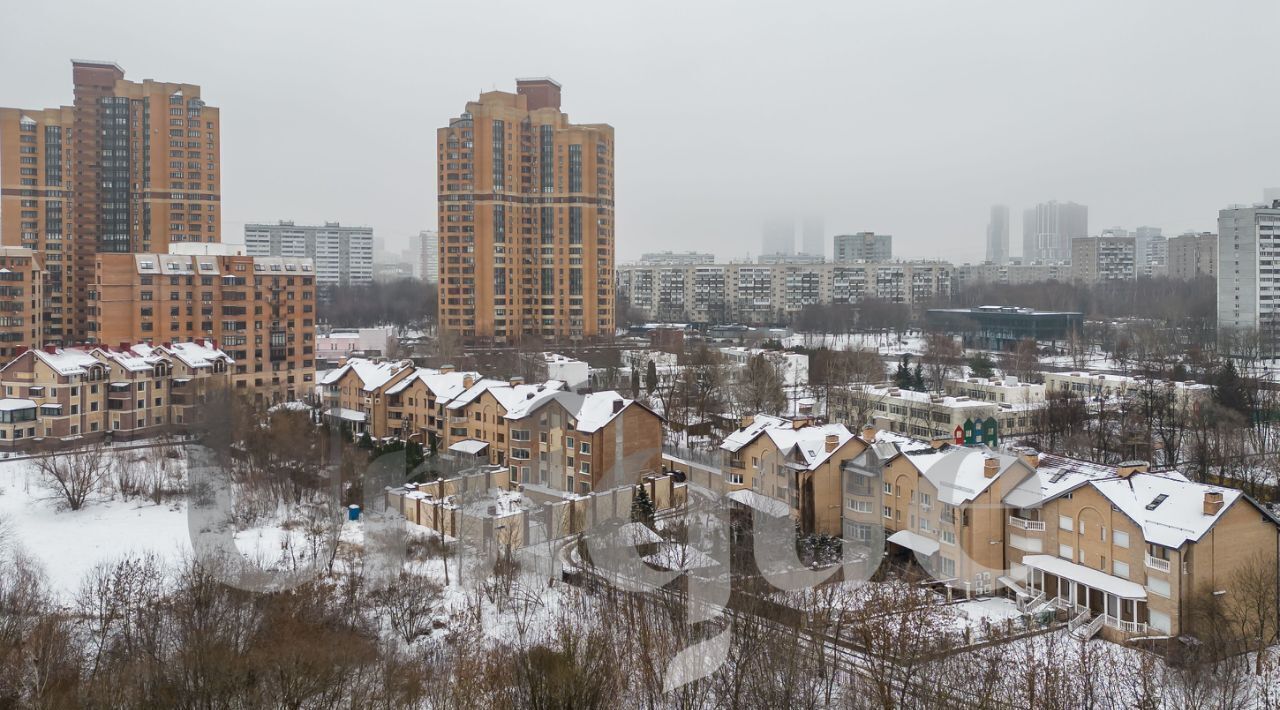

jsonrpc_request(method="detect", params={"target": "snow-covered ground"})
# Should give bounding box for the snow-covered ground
[0,456,192,596]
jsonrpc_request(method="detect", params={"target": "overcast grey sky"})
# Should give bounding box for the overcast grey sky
[4,0,1278,263]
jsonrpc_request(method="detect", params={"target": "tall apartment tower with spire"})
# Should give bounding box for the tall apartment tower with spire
[0,60,221,345]
[437,78,614,344]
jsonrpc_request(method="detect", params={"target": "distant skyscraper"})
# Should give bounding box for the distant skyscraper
[418,230,438,284]
[986,205,1009,264]
[437,78,614,343]
[244,221,373,288]
[1219,202,1280,355]
[801,216,824,257]
[833,232,892,262]
[1023,201,1087,262]
[1133,226,1166,278]
[762,217,795,256]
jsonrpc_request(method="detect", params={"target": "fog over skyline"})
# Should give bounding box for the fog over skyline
[4,0,1278,263]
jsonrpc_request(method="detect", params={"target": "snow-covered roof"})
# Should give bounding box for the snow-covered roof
[152,340,232,368]
[326,407,366,422]
[383,368,480,401]
[887,529,941,556]
[28,347,102,376]
[448,439,490,455]
[719,415,790,453]
[726,489,792,518]
[875,430,1023,506]
[763,423,857,471]
[320,357,411,392]
[1003,455,1247,549]
[268,401,312,413]
[0,398,36,412]
[1021,554,1146,599]
[503,390,641,434]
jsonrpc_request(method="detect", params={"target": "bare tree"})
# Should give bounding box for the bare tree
[34,447,111,511]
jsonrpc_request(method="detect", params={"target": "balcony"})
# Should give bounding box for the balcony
[1103,615,1148,635]
[1008,515,1046,531]
[1144,554,1171,573]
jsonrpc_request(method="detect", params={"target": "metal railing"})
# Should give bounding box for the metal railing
[1008,515,1047,531]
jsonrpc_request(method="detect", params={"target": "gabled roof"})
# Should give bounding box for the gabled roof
[319,357,411,392]
[763,423,857,471]
[446,379,564,411]
[1001,454,1251,549]
[134,340,232,368]
[719,415,790,453]
[874,430,1025,506]
[503,390,651,434]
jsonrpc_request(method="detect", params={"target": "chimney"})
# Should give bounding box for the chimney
[162,341,171,349]
[1203,490,1224,516]
[119,341,129,351]
[43,344,57,354]
[13,346,26,357]
[825,433,839,453]
[741,414,755,429]
[612,399,624,415]
[929,435,950,449]
[1019,447,1040,469]
[861,423,877,441]
[983,456,1000,479]
[1117,460,1149,478]
[440,363,456,374]
[463,375,475,389]
[792,418,806,430]
[509,375,525,387]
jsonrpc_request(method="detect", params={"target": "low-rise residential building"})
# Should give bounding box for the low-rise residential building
[1042,371,1211,409]
[829,382,1040,444]
[719,347,809,386]
[534,353,590,391]
[1003,455,1279,641]
[315,327,394,367]
[844,430,1034,595]
[319,357,664,492]
[0,341,231,446]
[720,415,865,535]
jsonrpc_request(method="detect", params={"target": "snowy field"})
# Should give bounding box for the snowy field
[0,452,193,596]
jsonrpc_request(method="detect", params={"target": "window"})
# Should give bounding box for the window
[1149,610,1172,634]
[1113,560,1130,579]
[579,462,590,475]
[1059,543,1074,559]
[580,442,590,454]
[883,506,892,519]
[883,482,892,495]
[846,499,872,514]
[919,492,932,510]
[566,436,574,450]
[1147,578,1171,598]
[729,473,743,485]
[940,557,956,577]
[1114,530,1129,549]
[1059,515,1073,532]
[941,530,956,545]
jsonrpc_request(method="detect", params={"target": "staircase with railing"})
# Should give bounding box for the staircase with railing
[1080,613,1106,639]
[1067,609,1091,634]
[1017,590,1045,613]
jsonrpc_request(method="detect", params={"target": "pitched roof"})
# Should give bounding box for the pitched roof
[319,357,411,391]
[1002,454,1251,548]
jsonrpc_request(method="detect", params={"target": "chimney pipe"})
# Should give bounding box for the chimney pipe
[1203,490,1224,516]
[825,433,839,453]
[612,399,624,415]
[1116,460,1149,479]
[43,344,57,354]
[983,456,999,479]
[861,423,877,441]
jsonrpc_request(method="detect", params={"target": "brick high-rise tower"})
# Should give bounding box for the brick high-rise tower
[437,78,614,344]
[0,60,221,346]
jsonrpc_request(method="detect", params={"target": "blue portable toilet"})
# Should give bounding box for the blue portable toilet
[348,504,361,521]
